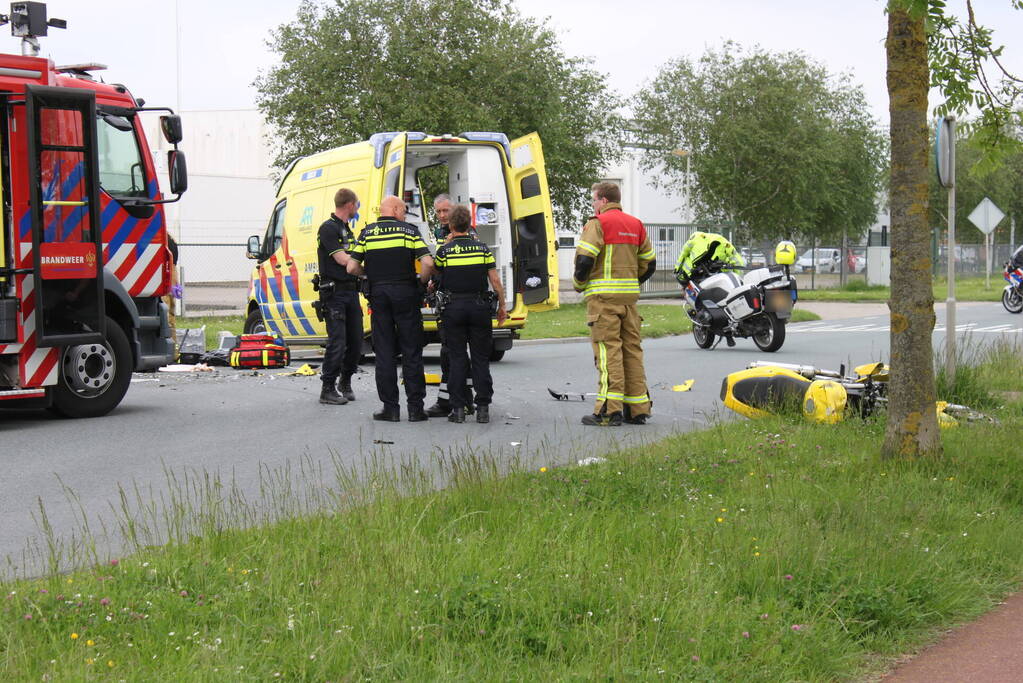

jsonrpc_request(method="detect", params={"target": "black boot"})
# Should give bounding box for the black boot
[426,400,450,417]
[448,406,466,423]
[408,406,428,422]
[475,405,489,424]
[581,411,623,427]
[373,406,400,422]
[339,377,355,402]
[319,384,348,405]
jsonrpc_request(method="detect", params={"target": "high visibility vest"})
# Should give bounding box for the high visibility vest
[575,207,655,299]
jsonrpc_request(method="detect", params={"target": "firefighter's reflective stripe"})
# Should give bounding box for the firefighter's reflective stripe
[603,244,613,280]
[598,391,625,401]
[583,278,641,298]
[638,247,656,261]
[577,240,600,257]
[623,393,650,404]
[597,342,609,400]
[572,276,586,290]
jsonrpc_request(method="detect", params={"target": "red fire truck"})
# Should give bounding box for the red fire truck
[0,2,186,417]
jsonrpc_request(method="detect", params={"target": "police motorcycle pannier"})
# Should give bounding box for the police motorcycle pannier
[229,334,291,369]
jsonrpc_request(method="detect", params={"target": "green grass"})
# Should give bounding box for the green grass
[174,316,246,351]
[520,302,820,340]
[178,306,821,346]
[798,276,1007,302]
[5,345,1022,680]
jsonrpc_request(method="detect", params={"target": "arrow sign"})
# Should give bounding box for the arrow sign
[967,197,1005,235]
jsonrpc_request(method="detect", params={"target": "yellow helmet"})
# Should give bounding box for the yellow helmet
[802,380,847,423]
[775,240,797,266]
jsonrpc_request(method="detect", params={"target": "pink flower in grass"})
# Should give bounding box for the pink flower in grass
[99,598,110,606]
[742,631,750,638]
[791,624,805,632]
[784,574,793,581]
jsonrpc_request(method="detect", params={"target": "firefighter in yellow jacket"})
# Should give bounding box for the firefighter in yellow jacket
[574,182,657,426]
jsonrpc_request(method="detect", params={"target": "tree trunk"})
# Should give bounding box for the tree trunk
[883,7,942,458]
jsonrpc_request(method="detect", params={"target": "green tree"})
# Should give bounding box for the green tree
[883,0,1021,458]
[254,0,622,226]
[633,44,886,243]
[928,133,1023,249]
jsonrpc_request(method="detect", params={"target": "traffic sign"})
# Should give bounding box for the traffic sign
[935,117,955,188]
[967,197,1005,235]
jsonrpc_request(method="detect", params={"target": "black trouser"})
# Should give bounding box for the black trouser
[320,288,363,386]
[369,282,426,411]
[440,298,494,409]
[436,330,473,407]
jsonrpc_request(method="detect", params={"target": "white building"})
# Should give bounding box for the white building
[142,109,278,283]
[557,145,692,285]
[143,112,693,285]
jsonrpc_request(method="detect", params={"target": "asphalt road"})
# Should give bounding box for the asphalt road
[1,301,1018,574]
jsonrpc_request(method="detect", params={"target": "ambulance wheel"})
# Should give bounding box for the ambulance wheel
[244,309,267,334]
[692,323,715,349]
[49,316,132,419]
[489,348,505,362]
[752,314,786,352]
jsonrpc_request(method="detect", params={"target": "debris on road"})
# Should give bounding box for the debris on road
[672,380,695,392]
[277,364,318,377]
[578,456,608,466]
[548,387,597,401]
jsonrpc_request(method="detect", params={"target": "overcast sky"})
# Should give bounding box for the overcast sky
[17,0,1023,125]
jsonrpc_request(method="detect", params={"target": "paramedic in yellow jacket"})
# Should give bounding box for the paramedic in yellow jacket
[574,182,657,426]
[673,231,745,285]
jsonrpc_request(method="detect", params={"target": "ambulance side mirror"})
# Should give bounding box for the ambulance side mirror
[247,235,261,259]
[160,114,183,144]
[168,150,188,196]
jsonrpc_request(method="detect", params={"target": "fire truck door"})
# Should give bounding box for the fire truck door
[25,84,104,347]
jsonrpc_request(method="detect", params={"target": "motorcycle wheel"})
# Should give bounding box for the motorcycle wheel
[752,313,786,352]
[1002,287,1023,314]
[692,323,715,349]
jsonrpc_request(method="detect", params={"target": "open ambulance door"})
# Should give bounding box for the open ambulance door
[25,85,104,347]
[381,133,408,204]
[509,133,558,310]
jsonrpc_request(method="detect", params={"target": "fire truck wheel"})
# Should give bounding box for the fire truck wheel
[49,316,133,419]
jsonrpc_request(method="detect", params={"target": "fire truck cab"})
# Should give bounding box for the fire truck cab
[0,2,187,417]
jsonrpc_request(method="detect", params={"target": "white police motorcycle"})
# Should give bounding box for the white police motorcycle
[679,242,798,352]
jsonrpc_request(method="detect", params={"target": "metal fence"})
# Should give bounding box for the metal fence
[177,243,250,285]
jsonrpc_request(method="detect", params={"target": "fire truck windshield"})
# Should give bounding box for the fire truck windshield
[96,113,147,198]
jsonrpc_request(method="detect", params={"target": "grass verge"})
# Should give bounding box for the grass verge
[181,306,822,346]
[4,345,1022,680]
[521,303,819,340]
[798,276,1007,302]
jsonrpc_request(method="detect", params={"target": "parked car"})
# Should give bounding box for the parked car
[739,248,768,268]
[795,248,841,273]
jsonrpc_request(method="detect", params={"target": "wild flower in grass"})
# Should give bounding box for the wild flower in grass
[85,658,94,665]
[39,588,48,594]
[22,613,31,620]
[86,640,95,647]
[179,591,188,597]
[99,598,110,606]
[691,655,700,662]
[109,559,119,567]
[70,633,79,640]
[754,552,761,557]
[784,574,793,581]
[107,660,115,668]
[759,614,769,620]
[539,467,547,473]
[742,631,750,638]
[716,517,724,523]
[791,624,805,631]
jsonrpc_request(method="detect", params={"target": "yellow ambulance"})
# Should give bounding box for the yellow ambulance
[243,131,558,361]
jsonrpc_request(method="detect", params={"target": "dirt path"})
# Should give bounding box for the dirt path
[881,592,1023,682]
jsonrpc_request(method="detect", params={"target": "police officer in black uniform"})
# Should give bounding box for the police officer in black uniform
[347,195,434,422]
[316,188,363,405]
[433,204,507,423]
[427,193,477,417]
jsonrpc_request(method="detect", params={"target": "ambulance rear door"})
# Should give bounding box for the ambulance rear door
[380,133,407,204]
[508,133,558,310]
